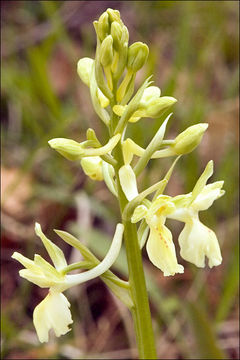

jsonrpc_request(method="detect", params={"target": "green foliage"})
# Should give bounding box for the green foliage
[185,302,226,359]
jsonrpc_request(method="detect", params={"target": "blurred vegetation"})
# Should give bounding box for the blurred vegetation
[1,1,239,359]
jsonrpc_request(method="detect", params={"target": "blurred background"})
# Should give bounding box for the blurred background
[1,1,239,359]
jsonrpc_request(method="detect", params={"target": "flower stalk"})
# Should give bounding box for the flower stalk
[114,141,158,358]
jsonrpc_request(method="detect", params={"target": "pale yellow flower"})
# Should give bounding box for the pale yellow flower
[12,222,124,342]
[169,161,224,268]
[131,196,184,276]
[113,86,176,122]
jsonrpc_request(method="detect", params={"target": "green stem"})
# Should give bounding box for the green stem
[114,144,157,359]
[108,77,157,358]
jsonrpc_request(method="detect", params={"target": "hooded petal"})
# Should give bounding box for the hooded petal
[141,86,161,104]
[178,219,222,268]
[192,181,225,211]
[146,222,184,276]
[33,291,73,343]
[148,195,174,218]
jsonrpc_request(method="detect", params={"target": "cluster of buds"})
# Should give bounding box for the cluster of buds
[12,8,224,344]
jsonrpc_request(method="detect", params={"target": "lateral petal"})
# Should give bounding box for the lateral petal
[35,223,67,271]
[178,219,222,268]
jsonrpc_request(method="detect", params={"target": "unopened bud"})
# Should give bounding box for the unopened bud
[111,21,123,51]
[96,12,110,41]
[173,123,208,155]
[121,25,129,44]
[107,8,121,24]
[99,35,114,67]
[127,42,149,72]
[146,97,177,118]
[48,138,83,161]
[80,156,104,181]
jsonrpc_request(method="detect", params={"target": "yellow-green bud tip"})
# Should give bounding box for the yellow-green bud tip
[99,35,114,67]
[107,8,121,23]
[146,96,177,118]
[48,138,83,161]
[173,123,208,155]
[95,12,110,41]
[111,21,123,50]
[127,42,149,72]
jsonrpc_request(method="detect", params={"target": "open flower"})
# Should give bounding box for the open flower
[169,161,225,268]
[12,222,124,342]
[131,196,184,276]
[113,86,177,122]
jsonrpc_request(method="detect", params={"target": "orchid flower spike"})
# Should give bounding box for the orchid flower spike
[12,222,124,343]
[168,160,225,268]
[131,196,184,276]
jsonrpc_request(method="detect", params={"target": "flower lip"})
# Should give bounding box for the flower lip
[178,219,222,268]
[33,291,73,343]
